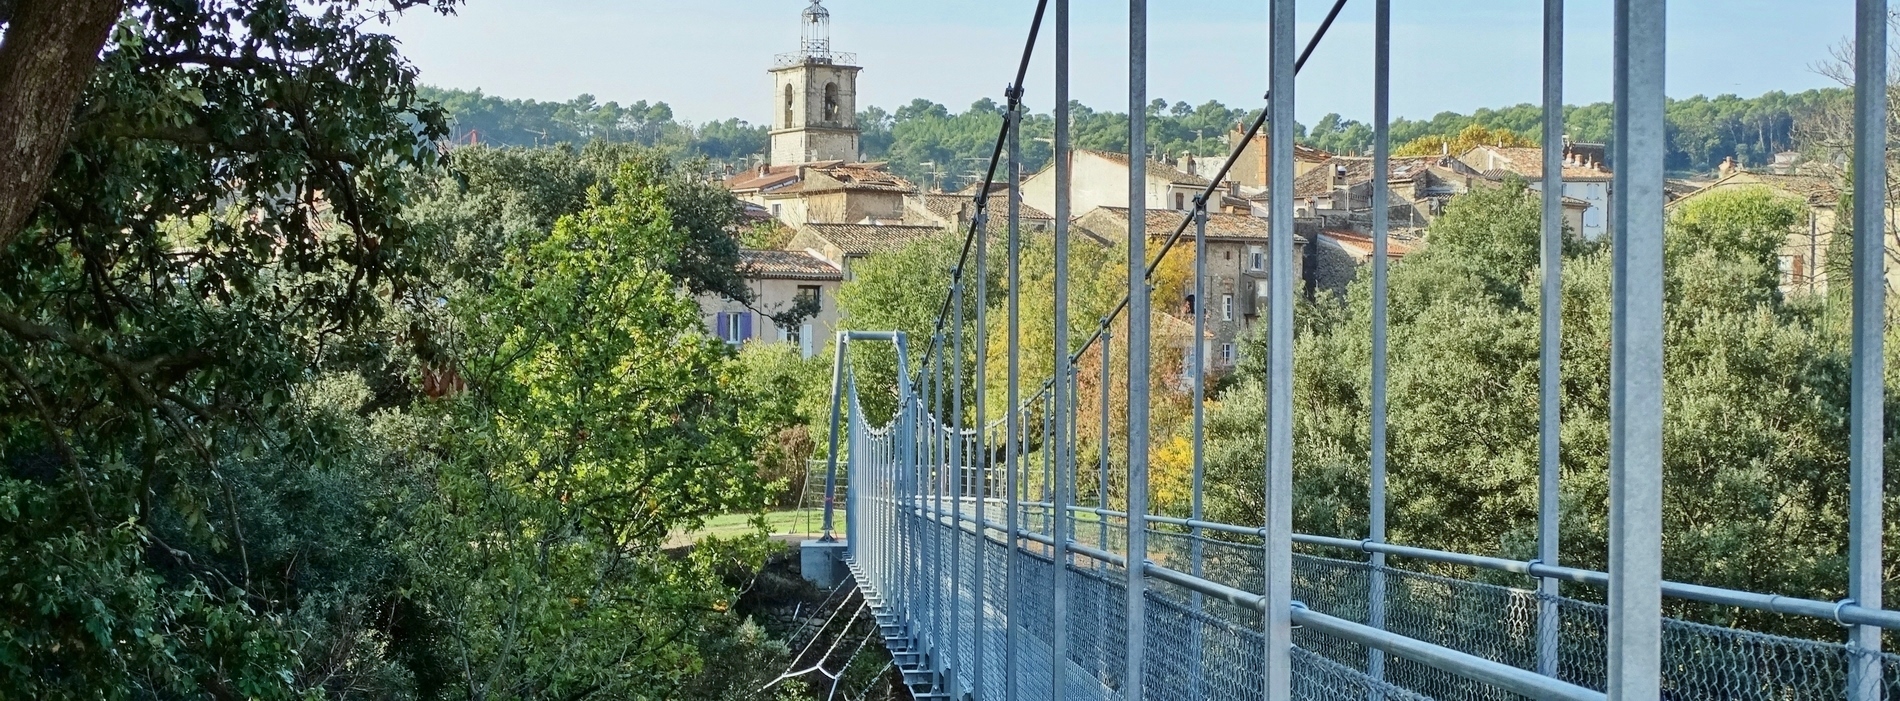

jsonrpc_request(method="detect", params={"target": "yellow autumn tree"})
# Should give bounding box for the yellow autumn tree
[1392,123,1535,157]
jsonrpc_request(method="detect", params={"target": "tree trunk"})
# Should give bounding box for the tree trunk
[0,0,125,251]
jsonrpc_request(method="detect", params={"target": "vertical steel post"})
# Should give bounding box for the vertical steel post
[1053,38,1073,657]
[1264,0,1296,698]
[847,371,862,555]
[1608,0,1664,697]
[973,204,992,700]
[899,338,917,647]
[1124,1,1152,697]
[1189,202,1209,694]
[1367,0,1392,688]
[822,333,849,541]
[1100,326,1112,558]
[1536,0,1566,680]
[1846,0,1888,697]
[951,279,967,695]
[927,343,942,661]
[933,338,947,667]
[1192,203,1208,562]
[1097,325,1111,680]
[1005,97,1023,701]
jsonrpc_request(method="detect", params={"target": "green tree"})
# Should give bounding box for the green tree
[1,1,459,695]
[402,161,778,697]
[1205,181,1895,637]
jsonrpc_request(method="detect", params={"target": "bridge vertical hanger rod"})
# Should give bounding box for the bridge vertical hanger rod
[973,200,991,701]
[923,344,938,663]
[951,277,967,696]
[1264,0,1296,697]
[1536,0,1565,680]
[1005,95,1023,701]
[1368,0,1392,687]
[1846,0,1888,697]
[1123,1,1152,698]
[1607,0,1664,697]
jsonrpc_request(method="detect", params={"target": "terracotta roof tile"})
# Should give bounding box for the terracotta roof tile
[915,193,1055,225]
[1080,149,1211,186]
[803,223,950,256]
[1464,146,1613,181]
[1091,206,1289,242]
[1289,156,1458,198]
[740,249,843,280]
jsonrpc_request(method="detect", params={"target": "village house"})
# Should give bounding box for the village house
[698,249,844,358]
[905,188,1056,233]
[1306,229,1420,296]
[1277,154,1539,233]
[1072,206,1306,368]
[1216,125,1335,190]
[1021,149,1213,217]
[1460,142,1613,240]
[1667,169,1842,295]
[725,160,915,226]
[782,223,948,280]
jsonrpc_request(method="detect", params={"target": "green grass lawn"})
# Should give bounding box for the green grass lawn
[670,509,848,546]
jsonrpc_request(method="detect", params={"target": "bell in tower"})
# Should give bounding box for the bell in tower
[769,0,861,165]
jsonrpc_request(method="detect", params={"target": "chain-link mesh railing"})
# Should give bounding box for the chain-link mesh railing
[841,380,1898,701]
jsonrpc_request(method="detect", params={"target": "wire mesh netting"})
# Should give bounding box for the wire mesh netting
[849,416,1900,701]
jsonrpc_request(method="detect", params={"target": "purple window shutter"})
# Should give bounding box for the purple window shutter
[739,312,754,340]
[714,312,729,342]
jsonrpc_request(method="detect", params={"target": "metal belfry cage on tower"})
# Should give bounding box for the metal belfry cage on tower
[820,1,1899,700]
[778,0,855,67]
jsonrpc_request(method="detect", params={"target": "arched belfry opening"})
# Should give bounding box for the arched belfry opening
[784,84,796,129]
[823,82,840,123]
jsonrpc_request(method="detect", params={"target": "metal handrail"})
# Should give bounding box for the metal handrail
[911,501,1604,701]
[1024,501,1900,631]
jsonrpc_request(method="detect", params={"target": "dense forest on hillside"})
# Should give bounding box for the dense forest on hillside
[426,85,1846,189]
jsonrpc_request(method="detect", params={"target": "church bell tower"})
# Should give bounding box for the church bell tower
[769,1,861,165]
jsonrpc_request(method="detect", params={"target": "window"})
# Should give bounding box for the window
[783,84,795,127]
[772,203,782,218]
[1778,255,1798,284]
[1248,245,1265,271]
[1184,293,1195,315]
[1175,192,1186,210]
[717,312,750,345]
[1221,343,1236,363]
[1221,294,1233,321]
[797,284,822,310]
[823,82,840,122]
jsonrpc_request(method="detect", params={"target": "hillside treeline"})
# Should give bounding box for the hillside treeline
[426,85,1845,188]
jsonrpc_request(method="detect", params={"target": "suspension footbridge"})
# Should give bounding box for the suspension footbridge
[807,1,1897,699]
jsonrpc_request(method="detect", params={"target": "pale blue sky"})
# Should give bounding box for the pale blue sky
[385,1,1861,126]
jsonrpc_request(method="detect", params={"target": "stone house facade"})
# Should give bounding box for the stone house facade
[1072,206,1306,368]
[698,249,844,358]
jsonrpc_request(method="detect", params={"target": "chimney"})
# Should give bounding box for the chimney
[1227,180,1240,198]
[1332,163,1348,191]
[1178,153,1196,175]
